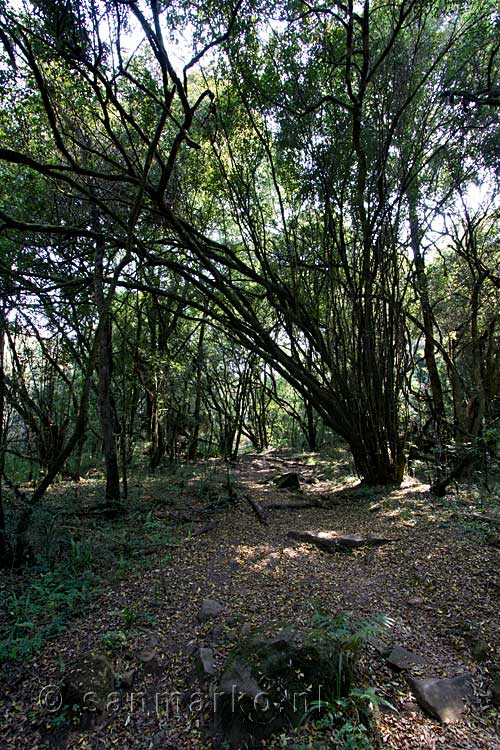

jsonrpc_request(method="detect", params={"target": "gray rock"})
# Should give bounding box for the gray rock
[386,645,426,671]
[61,651,115,725]
[214,625,353,747]
[407,674,473,723]
[367,636,391,656]
[239,622,252,638]
[152,731,166,748]
[184,640,199,657]
[211,624,224,642]
[218,658,265,705]
[198,647,216,677]
[407,596,424,606]
[198,599,224,622]
[140,649,161,675]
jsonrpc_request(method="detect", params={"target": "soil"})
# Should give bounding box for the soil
[0,450,499,749]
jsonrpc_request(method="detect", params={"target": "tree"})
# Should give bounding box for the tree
[0,0,497,487]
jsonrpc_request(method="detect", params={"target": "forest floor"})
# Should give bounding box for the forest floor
[0,449,499,750]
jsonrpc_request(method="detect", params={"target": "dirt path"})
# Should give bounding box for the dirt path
[1,451,499,749]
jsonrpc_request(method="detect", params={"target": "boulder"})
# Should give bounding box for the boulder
[198,599,224,623]
[287,530,395,552]
[61,651,115,724]
[407,673,473,723]
[214,626,354,748]
[367,636,391,656]
[385,645,426,671]
[239,623,252,638]
[139,648,161,675]
[274,472,300,490]
[198,647,216,677]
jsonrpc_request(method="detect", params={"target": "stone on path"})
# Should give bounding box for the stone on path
[197,599,224,622]
[407,596,424,606]
[385,645,426,671]
[198,647,216,676]
[367,636,391,656]
[140,648,161,675]
[239,622,252,638]
[61,651,115,725]
[406,673,473,723]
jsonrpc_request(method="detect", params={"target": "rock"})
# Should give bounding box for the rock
[367,636,391,656]
[407,596,424,606]
[214,626,353,748]
[61,651,115,724]
[184,640,199,657]
[491,671,500,707]
[274,472,300,490]
[116,669,136,689]
[198,647,216,677]
[385,645,426,671]
[198,599,224,623]
[211,624,224,642]
[471,639,489,662]
[287,530,395,552]
[140,649,161,675]
[219,658,265,704]
[407,674,473,723]
[240,623,252,638]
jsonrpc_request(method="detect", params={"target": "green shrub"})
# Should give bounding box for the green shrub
[0,564,100,664]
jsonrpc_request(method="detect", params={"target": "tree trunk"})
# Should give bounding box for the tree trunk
[304,399,318,451]
[188,319,206,460]
[0,304,12,565]
[94,218,120,502]
[408,187,445,428]
[351,441,405,486]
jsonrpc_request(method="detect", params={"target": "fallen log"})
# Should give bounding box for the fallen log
[244,494,269,525]
[287,530,397,552]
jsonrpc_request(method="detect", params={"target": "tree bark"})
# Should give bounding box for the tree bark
[408,187,445,428]
[94,217,120,502]
[0,303,11,565]
[188,318,206,460]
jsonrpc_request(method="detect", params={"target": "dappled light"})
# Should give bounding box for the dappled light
[0,0,499,748]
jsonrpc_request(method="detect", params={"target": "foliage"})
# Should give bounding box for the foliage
[290,611,394,749]
[0,564,99,663]
[99,630,127,654]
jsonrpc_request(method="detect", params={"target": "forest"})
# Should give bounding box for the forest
[0,0,499,748]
